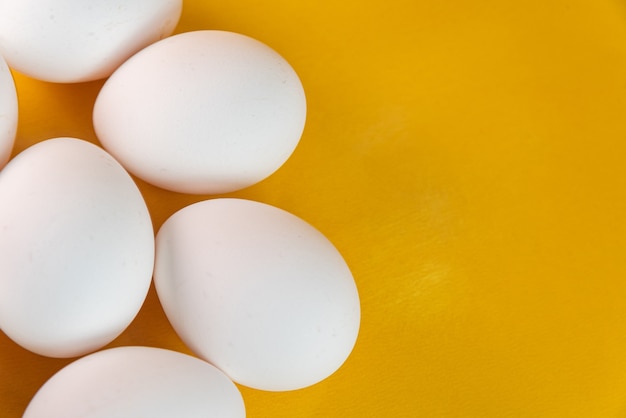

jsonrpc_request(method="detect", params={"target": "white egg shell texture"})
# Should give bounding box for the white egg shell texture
[0,138,154,358]
[0,0,182,83]
[23,346,245,418]
[154,198,360,391]
[0,54,17,168]
[93,30,306,194]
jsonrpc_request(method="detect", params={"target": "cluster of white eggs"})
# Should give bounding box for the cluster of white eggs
[0,1,360,416]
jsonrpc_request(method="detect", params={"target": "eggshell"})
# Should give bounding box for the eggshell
[0,138,154,358]
[93,30,306,194]
[23,346,245,418]
[154,198,360,391]
[0,0,182,83]
[0,53,17,168]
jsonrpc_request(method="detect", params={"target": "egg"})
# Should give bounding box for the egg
[0,0,182,83]
[23,346,245,418]
[93,30,306,194]
[0,138,154,358]
[154,198,360,391]
[0,53,17,168]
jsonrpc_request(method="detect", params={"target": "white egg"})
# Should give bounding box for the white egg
[0,0,182,83]
[154,198,360,391]
[0,53,17,168]
[24,346,245,418]
[93,30,306,194]
[0,138,154,358]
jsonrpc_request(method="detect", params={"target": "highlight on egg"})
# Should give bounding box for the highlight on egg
[0,138,155,358]
[154,198,360,391]
[0,0,183,83]
[93,30,307,194]
[23,346,246,418]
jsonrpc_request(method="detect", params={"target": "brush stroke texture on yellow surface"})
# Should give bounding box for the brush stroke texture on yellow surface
[2,0,626,416]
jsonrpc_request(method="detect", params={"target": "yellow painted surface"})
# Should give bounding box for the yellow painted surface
[2,0,626,416]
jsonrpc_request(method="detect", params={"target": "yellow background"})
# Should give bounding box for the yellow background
[2,0,626,416]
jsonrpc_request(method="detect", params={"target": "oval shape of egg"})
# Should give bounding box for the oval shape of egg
[0,138,154,358]
[0,0,182,83]
[154,198,360,391]
[0,54,17,168]
[93,30,306,194]
[24,346,245,418]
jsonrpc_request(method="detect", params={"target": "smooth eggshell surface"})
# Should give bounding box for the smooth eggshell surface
[0,54,17,168]
[0,0,182,83]
[154,198,360,391]
[93,30,306,194]
[0,138,154,358]
[23,346,245,418]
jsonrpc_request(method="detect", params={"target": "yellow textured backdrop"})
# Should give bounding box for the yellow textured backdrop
[2,0,626,416]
